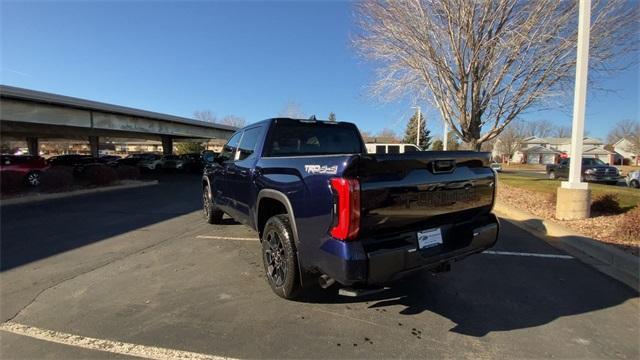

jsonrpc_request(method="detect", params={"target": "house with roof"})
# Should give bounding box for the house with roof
[613,138,639,165]
[493,136,615,164]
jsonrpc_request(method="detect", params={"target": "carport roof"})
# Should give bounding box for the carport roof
[0,85,237,132]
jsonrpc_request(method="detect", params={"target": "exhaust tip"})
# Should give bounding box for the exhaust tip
[318,274,335,289]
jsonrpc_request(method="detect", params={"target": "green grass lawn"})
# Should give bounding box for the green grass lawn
[497,173,640,209]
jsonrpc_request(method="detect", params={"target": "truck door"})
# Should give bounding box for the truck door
[214,131,242,213]
[226,126,263,224]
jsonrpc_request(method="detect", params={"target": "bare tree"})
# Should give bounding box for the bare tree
[354,0,638,150]
[279,101,306,119]
[553,125,573,138]
[376,128,401,142]
[524,119,555,138]
[495,120,527,162]
[220,115,246,128]
[193,110,216,122]
[607,119,640,144]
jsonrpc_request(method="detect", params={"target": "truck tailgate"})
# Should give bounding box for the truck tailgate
[355,151,495,238]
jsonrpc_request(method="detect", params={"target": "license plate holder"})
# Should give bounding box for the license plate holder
[417,227,443,250]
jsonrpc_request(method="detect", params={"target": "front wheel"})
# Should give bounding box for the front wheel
[548,171,556,180]
[203,185,223,224]
[630,180,640,189]
[261,214,300,299]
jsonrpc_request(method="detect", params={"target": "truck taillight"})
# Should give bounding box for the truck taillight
[330,178,360,240]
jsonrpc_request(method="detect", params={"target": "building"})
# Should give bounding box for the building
[613,138,639,165]
[493,136,615,165]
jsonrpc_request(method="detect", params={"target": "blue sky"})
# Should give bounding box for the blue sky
[1,1,638,141]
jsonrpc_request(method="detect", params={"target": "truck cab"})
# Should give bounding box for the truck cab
[203,118,499,299]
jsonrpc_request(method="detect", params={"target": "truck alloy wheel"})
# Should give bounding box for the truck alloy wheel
[203,185,223,224]
[261,215,300,299]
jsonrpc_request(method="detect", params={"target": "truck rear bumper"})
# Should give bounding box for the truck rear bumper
[318,213,499,286]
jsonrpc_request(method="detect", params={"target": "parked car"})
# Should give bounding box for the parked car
[365,143,421,154]
[626,170,640,188]
[121,153,162,171]
[181,153,205,173]
[490,162,502,173]
[202,118,499,299]
[546,158,621,185]
[46,154,94,167]
[97,155,121,164]
[160,155,185,171]
[1,154,49,186]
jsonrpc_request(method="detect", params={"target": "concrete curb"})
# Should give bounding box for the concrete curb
[494,202,639,293]
[0,180,159,207]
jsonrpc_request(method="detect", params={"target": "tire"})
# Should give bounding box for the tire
[203,184,223,224]
[548,171,556,180]
[25,171,42,187]
[261,214,300,299]
[631,180,640,189]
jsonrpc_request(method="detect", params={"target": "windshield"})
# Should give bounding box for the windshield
[265,120,364,157]
[582,158,606,166]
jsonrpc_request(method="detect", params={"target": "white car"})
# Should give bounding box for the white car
[490,162,502,173]
[626,170,640,188]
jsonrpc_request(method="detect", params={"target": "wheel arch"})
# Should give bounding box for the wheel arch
[256,189,299,245]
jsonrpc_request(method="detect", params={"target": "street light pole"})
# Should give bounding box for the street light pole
[443,119,449,151]
[411,106,421,148]
[563,0,590,190]
[556,0,592,220]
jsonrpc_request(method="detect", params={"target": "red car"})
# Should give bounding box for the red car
[1,155,49,186]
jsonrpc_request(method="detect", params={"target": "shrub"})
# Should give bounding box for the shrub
[615,206,640,241]
[115,165,140,180]
[0,170,26,195]
[40,168,74,193]
[591,193,623,215]
[82,164,118,186]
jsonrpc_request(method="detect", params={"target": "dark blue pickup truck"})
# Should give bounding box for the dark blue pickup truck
[202,118,499,299]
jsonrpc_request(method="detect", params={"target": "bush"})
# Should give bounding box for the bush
[0,170,26,195]
[82,164,118,186]
[591,193,623,215]
[615,206,640,241]
[115,165,140,180]
[40,168,74,193]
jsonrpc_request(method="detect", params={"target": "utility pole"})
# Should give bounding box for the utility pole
[411,106,421,148]
[556,0,591,220]
[443,119,449,151]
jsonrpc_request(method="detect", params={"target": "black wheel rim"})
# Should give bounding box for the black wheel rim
[265,230,287,287]
[203,190,211,217]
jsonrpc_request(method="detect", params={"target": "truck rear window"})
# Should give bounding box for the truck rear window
[265,121,363,157]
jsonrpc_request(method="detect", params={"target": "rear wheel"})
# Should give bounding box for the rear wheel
[261,214,300,299]
[203,185,223,224]
[25,171,42,187]
[548,171,556,180]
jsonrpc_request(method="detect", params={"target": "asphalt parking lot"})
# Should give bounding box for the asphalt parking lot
[1,174,638,359]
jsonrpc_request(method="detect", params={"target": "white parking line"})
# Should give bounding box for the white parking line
[483,250,573,259]
[196,235,258,241]
[0,321,237,360]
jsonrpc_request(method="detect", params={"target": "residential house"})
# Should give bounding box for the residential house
[494,136,614,165]
[613,138,639,165]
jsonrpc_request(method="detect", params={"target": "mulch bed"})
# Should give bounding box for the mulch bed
[497,183,639,256]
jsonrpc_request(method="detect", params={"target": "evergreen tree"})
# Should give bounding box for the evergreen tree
[402,111,432,150]
[328,112,337,122]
